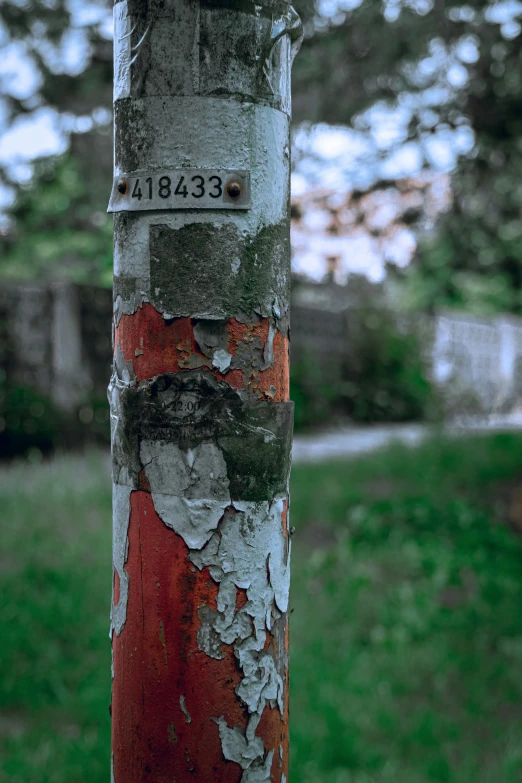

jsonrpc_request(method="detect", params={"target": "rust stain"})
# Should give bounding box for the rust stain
[253,329,290,401]
[159,620,168,669]
[235,586,249,612]
[113,569,121,607]
[138,468,151,492]
[257,705,288,783]
[115,304,289,399]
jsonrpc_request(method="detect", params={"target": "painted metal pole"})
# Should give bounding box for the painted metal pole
[108,1,302,780]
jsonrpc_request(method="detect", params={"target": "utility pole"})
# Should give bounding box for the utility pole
[108,1,302,780]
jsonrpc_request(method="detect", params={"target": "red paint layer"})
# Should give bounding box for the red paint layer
[112,303,290,780]
[115,304,289,400]
[112,491,245,783]
[113,569,120,607]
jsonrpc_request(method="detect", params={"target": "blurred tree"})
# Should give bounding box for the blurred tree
[0,149,113,285]
[0,0,113,284]
[291,0,522,314]
[2,0,522,310]
[0,0,111,121]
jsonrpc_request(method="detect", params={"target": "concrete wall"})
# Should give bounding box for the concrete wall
[2,281,522,423]
[0,282,112,413]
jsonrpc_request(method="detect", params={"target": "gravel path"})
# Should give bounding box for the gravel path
[292,417,522,464]
[292,424,429,463]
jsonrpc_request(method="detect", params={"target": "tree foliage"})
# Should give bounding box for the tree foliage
[292,0,522,313]
[0,0,112,282]
[0,0,111,120]
[1,144,112,285]
[1,0,522,311]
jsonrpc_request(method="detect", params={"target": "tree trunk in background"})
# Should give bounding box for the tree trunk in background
[108,0,302,780]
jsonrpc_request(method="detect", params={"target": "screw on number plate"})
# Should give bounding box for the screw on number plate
[226,181,242,199]
[117,178,127,195]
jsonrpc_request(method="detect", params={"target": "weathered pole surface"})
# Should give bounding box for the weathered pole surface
[108,0,302,780]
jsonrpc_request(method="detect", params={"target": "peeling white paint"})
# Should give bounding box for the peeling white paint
[242,757,274,783]
[197,605,228,659]
[141,440,231,549]
[265,5,303,117]
[149,493,230,550]
[111,482,133,636]
[214,714,274,782]
[179,694,192,724]
[111,0,298,775]
[110,374,291,772]
[114,217,151,280]
[113,1,131,101]
[212,348,233,373]
[145,489,290,773]
[113,290,149,327]
[237,648,284,715]
[108,362,139,489]
[214,714,264,769]
[113,344,135,387]
[190,498,290,714]
[193,321,234,372]
[261,321,276,370]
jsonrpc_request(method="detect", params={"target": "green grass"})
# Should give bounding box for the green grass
[0,453,112,783]
[2,433,522,782]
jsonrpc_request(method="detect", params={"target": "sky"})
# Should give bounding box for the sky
[2,0,522,193]
[1,0,521,278]
[0,0,479,195]
[0,0,112,203]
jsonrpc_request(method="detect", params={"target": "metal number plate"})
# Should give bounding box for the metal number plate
[108,169,251,212]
